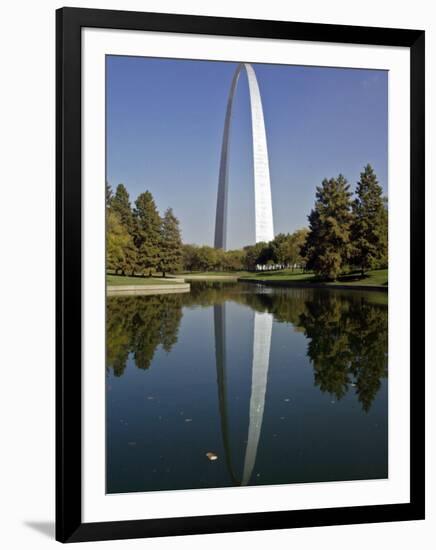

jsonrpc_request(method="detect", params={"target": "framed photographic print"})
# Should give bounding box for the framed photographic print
[56,7,425,543]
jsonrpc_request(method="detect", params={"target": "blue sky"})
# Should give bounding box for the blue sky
[106,56,387,249]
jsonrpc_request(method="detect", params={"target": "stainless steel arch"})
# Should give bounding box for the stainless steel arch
[214,63,275,250]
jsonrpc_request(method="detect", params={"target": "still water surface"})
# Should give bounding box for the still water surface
[106,282,388,494]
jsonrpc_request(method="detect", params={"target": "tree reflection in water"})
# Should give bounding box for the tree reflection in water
[106,293,183,376]
[298,292,388,412]
[106,282,387,412]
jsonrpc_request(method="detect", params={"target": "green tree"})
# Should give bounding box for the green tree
[291,228,309,269]
[271,229,309,269]
[112,183,134,232]
[181,244,219,272]
[379,196,388,269]
[106,210,134,274]
[270,233,289,266]
[106,183,137,274]
[213,247,226,271]
[182,244,200,271]
[303,175,353,280]
[351,165,388,275]
[244,242,269,270]
[196,246,218,271]
[133,191,162,276]
[222,249,246,271]
[106,182,113,209]
[159,208,183,277]
[182,246,245,273]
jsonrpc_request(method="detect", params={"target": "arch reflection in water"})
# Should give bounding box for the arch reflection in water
[214,303,273,486]
[106,283,388,494]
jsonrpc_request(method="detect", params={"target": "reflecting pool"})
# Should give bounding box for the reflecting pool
[106,282,388,493]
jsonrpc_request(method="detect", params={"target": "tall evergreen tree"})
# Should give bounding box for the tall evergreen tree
[159,208,183,277]
[303,175,353,280]
[106,182,113,209]
[351,164,388,275]
[109,183,137,274]
[133,191,162,276]
[111,183,133,231]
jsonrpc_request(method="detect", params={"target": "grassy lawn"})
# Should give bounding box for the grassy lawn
[330,269,388,287]
[240,268,388,287]
[107,274,184,286]
[178,271,250,278]
[107,269,388,288]
[242,268,308,280]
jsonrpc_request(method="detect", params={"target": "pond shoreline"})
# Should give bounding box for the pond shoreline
[238,278,388,292]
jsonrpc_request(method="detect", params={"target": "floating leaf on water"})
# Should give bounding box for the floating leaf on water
[206,452,218,461]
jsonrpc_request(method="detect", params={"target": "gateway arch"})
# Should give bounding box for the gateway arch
[214,63,274,250]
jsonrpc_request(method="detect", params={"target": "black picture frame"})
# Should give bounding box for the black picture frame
[56,7,425,543]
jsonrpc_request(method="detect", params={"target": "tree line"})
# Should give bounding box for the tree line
[107,163,387,280]
[303,164,388,280]
[106,183,183,277]
[106,182,309,275]
[182,228,308,273]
